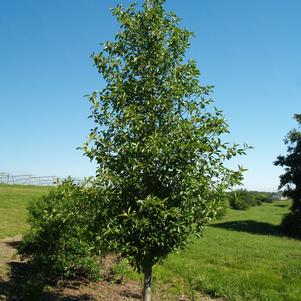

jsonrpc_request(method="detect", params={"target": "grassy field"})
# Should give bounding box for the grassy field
[0,184,300,300]
[150,201,301,301]
[0,184,50,238]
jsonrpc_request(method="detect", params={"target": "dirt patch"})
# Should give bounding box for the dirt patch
[0,236,21,280]
[53,279,142,301]
[50,280,225,301]
[0,237,226,301]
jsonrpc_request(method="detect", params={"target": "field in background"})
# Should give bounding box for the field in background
[0,185,300,300]
[0,184,50,238]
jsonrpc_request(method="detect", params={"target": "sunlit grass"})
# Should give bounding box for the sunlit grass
[150,201,301,301]
[0,184,49,238]
[115,201,301,300]
[0,185,300,300]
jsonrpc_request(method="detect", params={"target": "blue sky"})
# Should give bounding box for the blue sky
[1,0,300,191]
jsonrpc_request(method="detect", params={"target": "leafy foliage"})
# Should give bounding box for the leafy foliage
[214,195,229,219]
[255,192,274,203]
[18,179,107,280]
[84,0,247,276]
[227,190,273,210]
[227,190,253,210]
[274,114,301,238]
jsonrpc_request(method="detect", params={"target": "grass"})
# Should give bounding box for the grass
[0,184,50,238]
[149,201,301,301]
[115,201,301,300]
[0,185,300,300]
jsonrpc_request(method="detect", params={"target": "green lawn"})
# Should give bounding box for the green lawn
[151,201,301,301]
[0,185,300,301]
[0,184,49,238]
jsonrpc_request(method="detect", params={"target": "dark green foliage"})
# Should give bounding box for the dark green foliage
[274,114,301,238]
[18,179,106,280]
[227,190,254,210]
[227,190,273,210]
[282,212,301,238]
[255,192,273,203]
[84,0,248,278]
[228,191,244,210]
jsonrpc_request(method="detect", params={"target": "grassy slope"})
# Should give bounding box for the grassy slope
[152,201,301,301]
[0,185,300,300]
[0,184,49,238]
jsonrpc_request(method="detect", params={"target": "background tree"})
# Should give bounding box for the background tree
[84,0,247,299]
[274,114,301,238]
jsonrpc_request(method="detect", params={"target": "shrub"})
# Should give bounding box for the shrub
[227,190,259,210]
[254,192,273,203]
[228,191,249,210]
[18,179,107,280]
[227,190,275,210]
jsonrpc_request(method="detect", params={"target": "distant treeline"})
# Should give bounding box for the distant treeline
[226,190,283,211]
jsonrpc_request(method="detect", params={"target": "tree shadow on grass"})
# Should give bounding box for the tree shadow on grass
[274,204,289,208]
[211,220,284,236]
[0,240,95,301]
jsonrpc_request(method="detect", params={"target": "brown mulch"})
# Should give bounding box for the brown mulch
[0,237,226,301]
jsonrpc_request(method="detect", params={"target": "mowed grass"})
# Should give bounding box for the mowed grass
[0,184,49,238]
[150,201,301,301]
[0,185,300,300]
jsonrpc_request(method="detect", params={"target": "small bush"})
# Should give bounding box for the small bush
[18,179,107,281]
[256,193,273,203]
[227,191,250,210]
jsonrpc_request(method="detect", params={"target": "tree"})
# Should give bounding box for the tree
[84,0,247,299]
[274,114,301,238]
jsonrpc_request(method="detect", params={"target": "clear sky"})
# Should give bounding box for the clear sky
[1,0,300,191]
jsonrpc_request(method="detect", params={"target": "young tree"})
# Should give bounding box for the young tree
[84,0,247,299]
[274,114,301,238]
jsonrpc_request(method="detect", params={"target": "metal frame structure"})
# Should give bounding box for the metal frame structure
[0,172,83,186]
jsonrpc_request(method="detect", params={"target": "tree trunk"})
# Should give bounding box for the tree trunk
[142,266,152,301]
